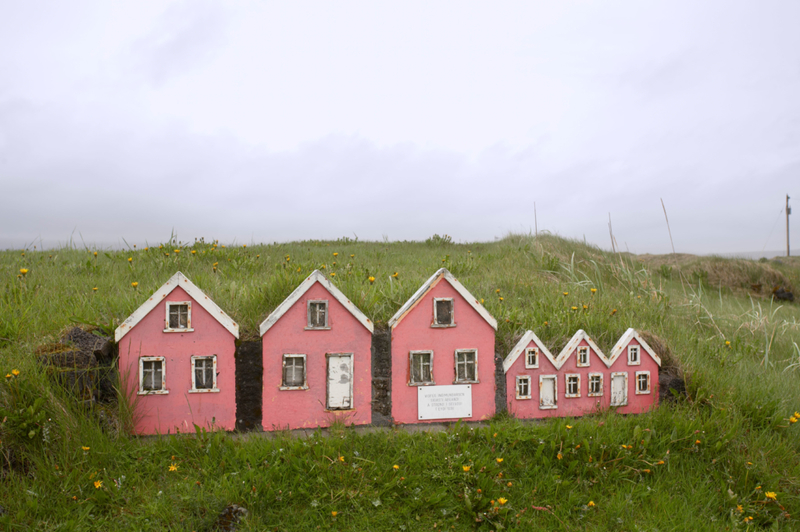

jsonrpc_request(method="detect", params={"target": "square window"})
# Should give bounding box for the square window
[635,371,651,394]
[164,301,193,332]
[565,374,581,398]
[190,356,218,393]
[454,349,478,383]
[139,357,167,395]
[588,373,603,397]
[577,346,590,367]
[628,345,640,365]
[307,300,329,329]
[525,347,539,368]
[433,298,454,327]
[281,354,307,389]
[516,375,531,399]
[409,351,434,385]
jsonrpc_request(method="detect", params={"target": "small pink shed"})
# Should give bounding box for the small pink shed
[605,329,661,414]
[115,271,239,435]
[388,268,497,425]
[502,330,560,419]
[259,270,374,431]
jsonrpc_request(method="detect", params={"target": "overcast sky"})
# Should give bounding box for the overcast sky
[1,1,798,254]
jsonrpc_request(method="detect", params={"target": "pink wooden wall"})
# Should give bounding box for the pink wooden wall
[505,339,561,419]
[261,282,373,430]
[391,280,496,425]
[118,286,237,435]
[552,339,608,417]
[607,337,659,414]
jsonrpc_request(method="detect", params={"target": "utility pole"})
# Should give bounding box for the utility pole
[787,194,792,257]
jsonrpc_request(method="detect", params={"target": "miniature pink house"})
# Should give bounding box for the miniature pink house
[115,271,239,435]
[388,268,497,425]
[549,330,611,417]
[259,270,374,431]
[605,328,661,414]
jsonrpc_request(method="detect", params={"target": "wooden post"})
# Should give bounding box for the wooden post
[787,194,791,257]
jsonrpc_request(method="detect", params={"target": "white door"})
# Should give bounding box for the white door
[327,354,353,410]
[539,375,557,409]
[611,372,628,406]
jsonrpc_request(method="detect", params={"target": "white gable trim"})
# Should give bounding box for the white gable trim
[259,270,374,336]
[115,271,239,342]
[607,328,662,367]
[387,268,497,330]
[554,330,610,369]
[503,330,558,373]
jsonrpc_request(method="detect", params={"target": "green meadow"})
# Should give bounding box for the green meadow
[1,233,799,531]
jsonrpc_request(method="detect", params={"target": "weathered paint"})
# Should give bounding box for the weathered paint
[261,277,372,430]
[117,280,238,435]
[390,270,496,425]
[605,329,661,414]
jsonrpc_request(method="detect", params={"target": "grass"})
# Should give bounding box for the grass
[1,233,799,530]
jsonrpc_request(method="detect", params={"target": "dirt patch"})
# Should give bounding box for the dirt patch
[235,341,263,432]
[639,330,687,403]
[371,325,392,426]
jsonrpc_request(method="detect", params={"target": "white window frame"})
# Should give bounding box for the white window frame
[565,373,581,398]
[610,372,628,406]
[189,355,219,393]
[164,301,194,333]
[409,350,435,386]
[635,371,651,395]
[588,372,604,397]
[539,374,558,410]
[577,346,590,367]
[280,354,308,390]
[326,353,354,410]
[628,345,641,366]
[454,349,479,384]
[306,300,330,330]
[138,356,168,395]
[525,347,539,369]
[432,298,455,327]
[515,375,531,400]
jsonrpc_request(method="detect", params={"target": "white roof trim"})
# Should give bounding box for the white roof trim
[259,270,374,336]
[115,271,239,342]
[503,330,558,373]
[607,328,662,367]
[554,329,610,369]
[387,268,497,330]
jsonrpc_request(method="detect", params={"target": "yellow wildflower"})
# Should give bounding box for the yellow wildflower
[571,306,578,311]
[392,272,399,278]
[642,469,651,473]
[169,463,178,472]
[191,250,196,255]
[736,505,743,513]
[657,460,665,465]
[583,305,588,310]
[131,282,138,288]
[499,297,504,302]
[566,425,572,429]
[5,374,11,379]
[790,417,797,424]
[127,257,132,263]
[497,497,508,505]
[338,456,345,462]
[590,288,597,294]
[480,298,484,304]
[462,465,471,472]
[495,289,501,294]
[744,516,753,523]
[11,369,20,376]
[588,501,595,507]
[695,440,701,445]
[93,251,98,257]
[557,453,562,460]
[174,249,180,254]
[19,268,28,275]
[765,492,777,500]
[507,482,512,487]
[368,276,375,283]
[333,252,338,257]
[331,511,337,517]
[94,480,102,489]
[611,309,617,315]
[795,412,800,418]
[350,254,354,258]
[92,287,98,291]
[496,458,503,463]
[393,465,399,470]
[81,446,90,451]
[563,292,568,296]
[330,272,336,277]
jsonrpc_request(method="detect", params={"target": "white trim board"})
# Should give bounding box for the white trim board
[259,270,374,336]
[553,329,610,369]
[115,271,239,342]
[606,328,662,367]
[503,330,558,373]
[387,268,497,331]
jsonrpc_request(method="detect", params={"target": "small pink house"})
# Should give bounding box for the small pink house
[115,271,239,435]
[388,268,497,425]
[259,270,374,431]
[549,330,611,417]
[605,328,661,414]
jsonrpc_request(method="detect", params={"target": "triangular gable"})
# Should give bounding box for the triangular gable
[387,268,497,330]
[553,329,610,369]
[606,328,662,367]
[115,271,239,342]
[503,330,558,373]
[259,270,374,336]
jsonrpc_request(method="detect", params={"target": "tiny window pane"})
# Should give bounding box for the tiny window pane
[578,347,589,365]
[435,299,453,325]
[566,375,579,396]
[456,350,476,382]
[169,304,189,329]
[637,373,649,393]
[194,358,214,389]
[517,376,530,398]
[411,352,432,384]
[308,301,327,328]
[283,356,305,387]
[589,374,602,395]
[629,346,640,364]
[526,348,538,367]
[142,360,163,391]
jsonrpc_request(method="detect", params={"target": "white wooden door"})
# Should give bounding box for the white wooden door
[611,372,628,406]
[327,354,353,410]
[539,375,557,409]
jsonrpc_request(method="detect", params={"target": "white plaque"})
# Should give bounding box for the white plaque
[417,385,472,420]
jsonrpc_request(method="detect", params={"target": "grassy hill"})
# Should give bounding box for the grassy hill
[1,233,799,530]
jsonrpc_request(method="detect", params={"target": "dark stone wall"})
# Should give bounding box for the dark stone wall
[235,340,263,432]
[494,352,507,415]
[371,326,393,426]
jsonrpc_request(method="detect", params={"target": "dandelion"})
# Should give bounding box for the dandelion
[462,465,471,472]
[330,272,336,277]
[496,289,501,294]
[642,469,651,473]
[496,458,503,463]
[81,446,90,451]
[127,257,133,263]
[588,501,596,507]
[571,306,578,311]
[5,373,11,379]
[392,272,399,278]
[94,480,102,489]
[590,288,597,294]
[498,497,508,505]
[744,516,753,523]
[12,369,20,376]
[131,282,139,288]
[566,425,572,429]
[19,268,28,276]
[499,297,504,302]
[256,254,260,258]
[144,247,149,251]
[611,309,617,315]
[790,417,797,424]
[765,492,777,500]
[393,465,399,470]
[583,305,588,310]
[339,456,345,462]
[507,482,512,487]
[480,298,484,304]
[656,460,665,465]
[350,254,354,258]
[331,511,338,517]
[557,453,562,460]
[174,249,180,254]
[736,505,743,513]
[191,250,196,255]
[93,251,98,257]
[563,292,568,296]
[333,252,338,257]
[368,276,375,283]
[695,440,701,445]
[92,287,98,291]
[493,433,497,437]
[169,463,178,472]
[795,412,800,418]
